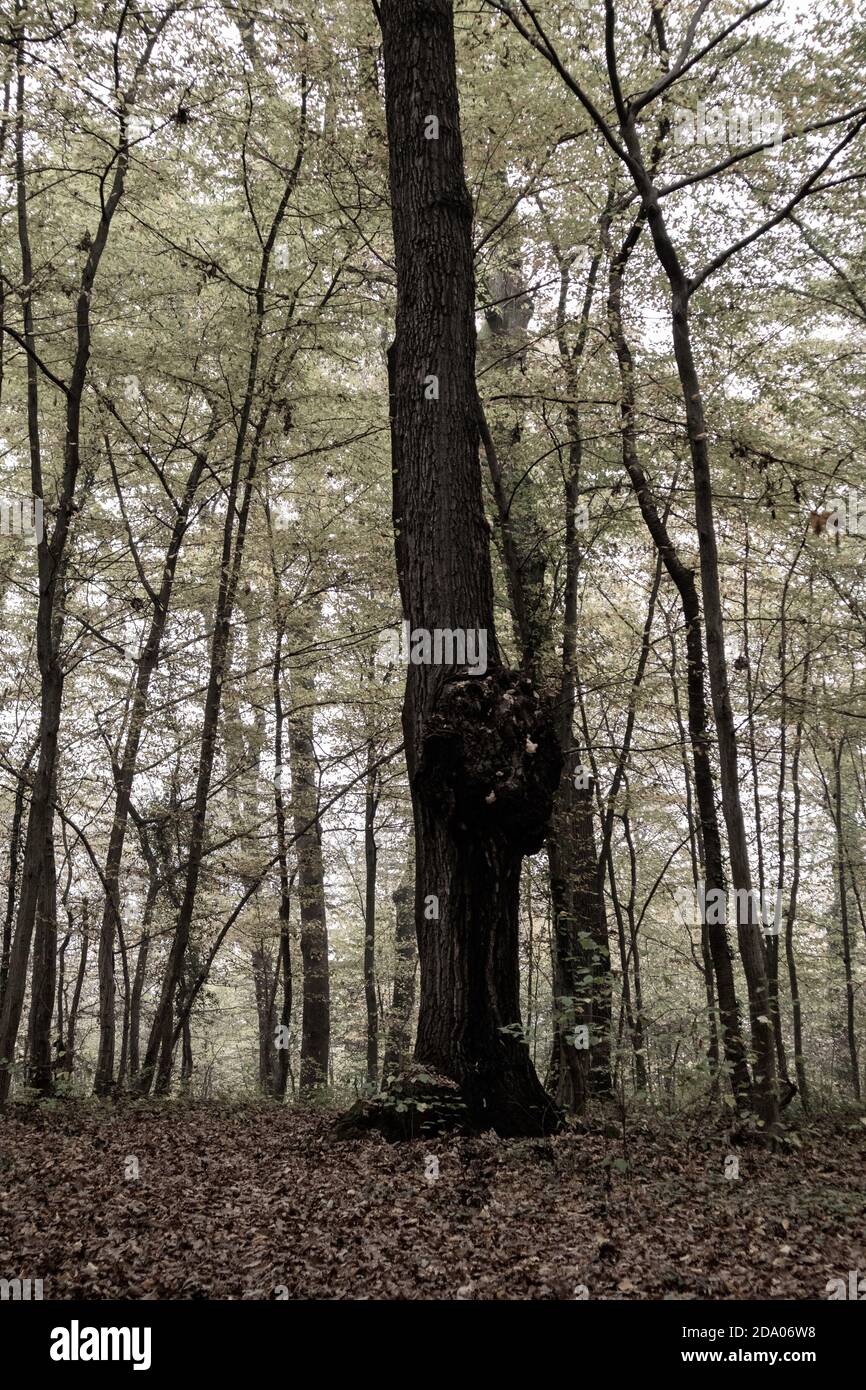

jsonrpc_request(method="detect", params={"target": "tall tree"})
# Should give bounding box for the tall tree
[477,210,612,1110]
[0,6,176,1099]
[376,0,561,1135]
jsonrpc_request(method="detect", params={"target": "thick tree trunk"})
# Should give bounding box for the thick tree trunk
[378,0,560,1135]
[548,622,611,1109]
[549,260,613,1104]
[546,790,592,1112]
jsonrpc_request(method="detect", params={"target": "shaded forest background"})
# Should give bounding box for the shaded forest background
[1,0,865,1130]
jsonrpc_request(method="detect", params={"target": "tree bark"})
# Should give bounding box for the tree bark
[128,931,149,1084]
[138,464,257,1095]
[667,620,720,1079]
[743,535,790,1089]
[377,0,561,1135]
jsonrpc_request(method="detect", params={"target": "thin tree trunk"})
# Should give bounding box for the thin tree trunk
[286,615,330,1095]
[128,931,150,1084]
[743,533,790,1088]
[785,700,808,1107]
[270,614,294,1100]
[605,212,752,1112]
[64,903,89,1078]
[138,82,307,1095]
[94,449,208,1095]
[620,810,648,1092]
[1,9,172,1101]
[0,19,52,1098]
[381,837,417,1081]
[363,740,379,1088]
[125,812,162,1085]
[27,813,57,1093]
[274,925,293,1100]
[179,975,194,1088]
[0,739,35,1014]
[252,943,277,1091]
[833,740,860,1100]
[0,59,11,408]
[618,121,780,1130]
[667,619,720,1078]
[777,551,810,1107]
[55,930,68,1069]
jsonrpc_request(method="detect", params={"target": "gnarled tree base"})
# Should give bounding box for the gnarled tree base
[334,1065,561,1141]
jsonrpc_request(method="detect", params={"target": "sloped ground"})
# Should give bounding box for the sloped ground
[0,1101,863,1300]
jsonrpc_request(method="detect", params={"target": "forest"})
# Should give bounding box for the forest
[0,0,865,1311]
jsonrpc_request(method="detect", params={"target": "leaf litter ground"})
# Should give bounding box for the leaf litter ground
[0,1102,863,1300]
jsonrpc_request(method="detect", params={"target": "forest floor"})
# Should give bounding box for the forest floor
[1,1100,864,1300]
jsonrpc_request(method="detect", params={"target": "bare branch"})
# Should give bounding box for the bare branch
[689,113,866,294]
